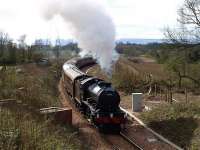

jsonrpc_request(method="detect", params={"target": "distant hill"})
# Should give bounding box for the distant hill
[116,38,164,45]
[33,38,164,46]
[33,39,75,46]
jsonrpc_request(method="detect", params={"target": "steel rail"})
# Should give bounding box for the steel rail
[120,132,144,150]
[120,107,183,150]
[112,146,120,150]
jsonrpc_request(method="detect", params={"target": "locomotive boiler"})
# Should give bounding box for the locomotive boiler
[62,57,126,133]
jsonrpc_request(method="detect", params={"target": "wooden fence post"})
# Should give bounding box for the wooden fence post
[160,88,162,101]
[170,88,173,104]
[185,88,188,103]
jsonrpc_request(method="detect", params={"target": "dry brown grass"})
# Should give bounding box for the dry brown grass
[120,57,167,80]
[0,62,83,150]
[0,105,80,150]
[141,102,200,149]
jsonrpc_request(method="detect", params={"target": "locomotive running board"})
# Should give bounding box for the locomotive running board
[82,100,96,112]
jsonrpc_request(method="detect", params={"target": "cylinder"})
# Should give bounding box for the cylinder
[132,93,143,112]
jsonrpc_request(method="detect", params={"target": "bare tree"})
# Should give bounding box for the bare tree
[178,0,200,27]
[165,0,200,43]
[0,32,11,64]
[0,32,9,55]
[163,0,200,90]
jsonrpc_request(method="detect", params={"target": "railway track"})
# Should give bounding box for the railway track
[103,132,144,150]
[112,145,120,150]
[83,64,144,150]
[120,132,144,150]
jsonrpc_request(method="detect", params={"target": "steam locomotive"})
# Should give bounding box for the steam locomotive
[62,57,126,133]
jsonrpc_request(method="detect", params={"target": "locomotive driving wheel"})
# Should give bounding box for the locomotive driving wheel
[86,107,96,124]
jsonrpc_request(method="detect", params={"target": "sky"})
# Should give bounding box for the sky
[0,0,184,44]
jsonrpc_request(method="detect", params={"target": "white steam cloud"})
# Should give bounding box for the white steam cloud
[42,0,118,73]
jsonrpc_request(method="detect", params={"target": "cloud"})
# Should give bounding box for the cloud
[108,0,183,38]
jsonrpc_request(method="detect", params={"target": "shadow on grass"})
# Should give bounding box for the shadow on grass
[148,117,198,148]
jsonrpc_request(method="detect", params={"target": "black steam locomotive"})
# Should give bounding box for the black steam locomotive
[62,57,126,133]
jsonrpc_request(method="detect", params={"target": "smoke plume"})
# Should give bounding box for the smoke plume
[42,0,118,73]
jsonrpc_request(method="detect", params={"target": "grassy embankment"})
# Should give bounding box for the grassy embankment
[141,102,200,149]
[0,62,82,150]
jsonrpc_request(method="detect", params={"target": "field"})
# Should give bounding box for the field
[0,62,83,150]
